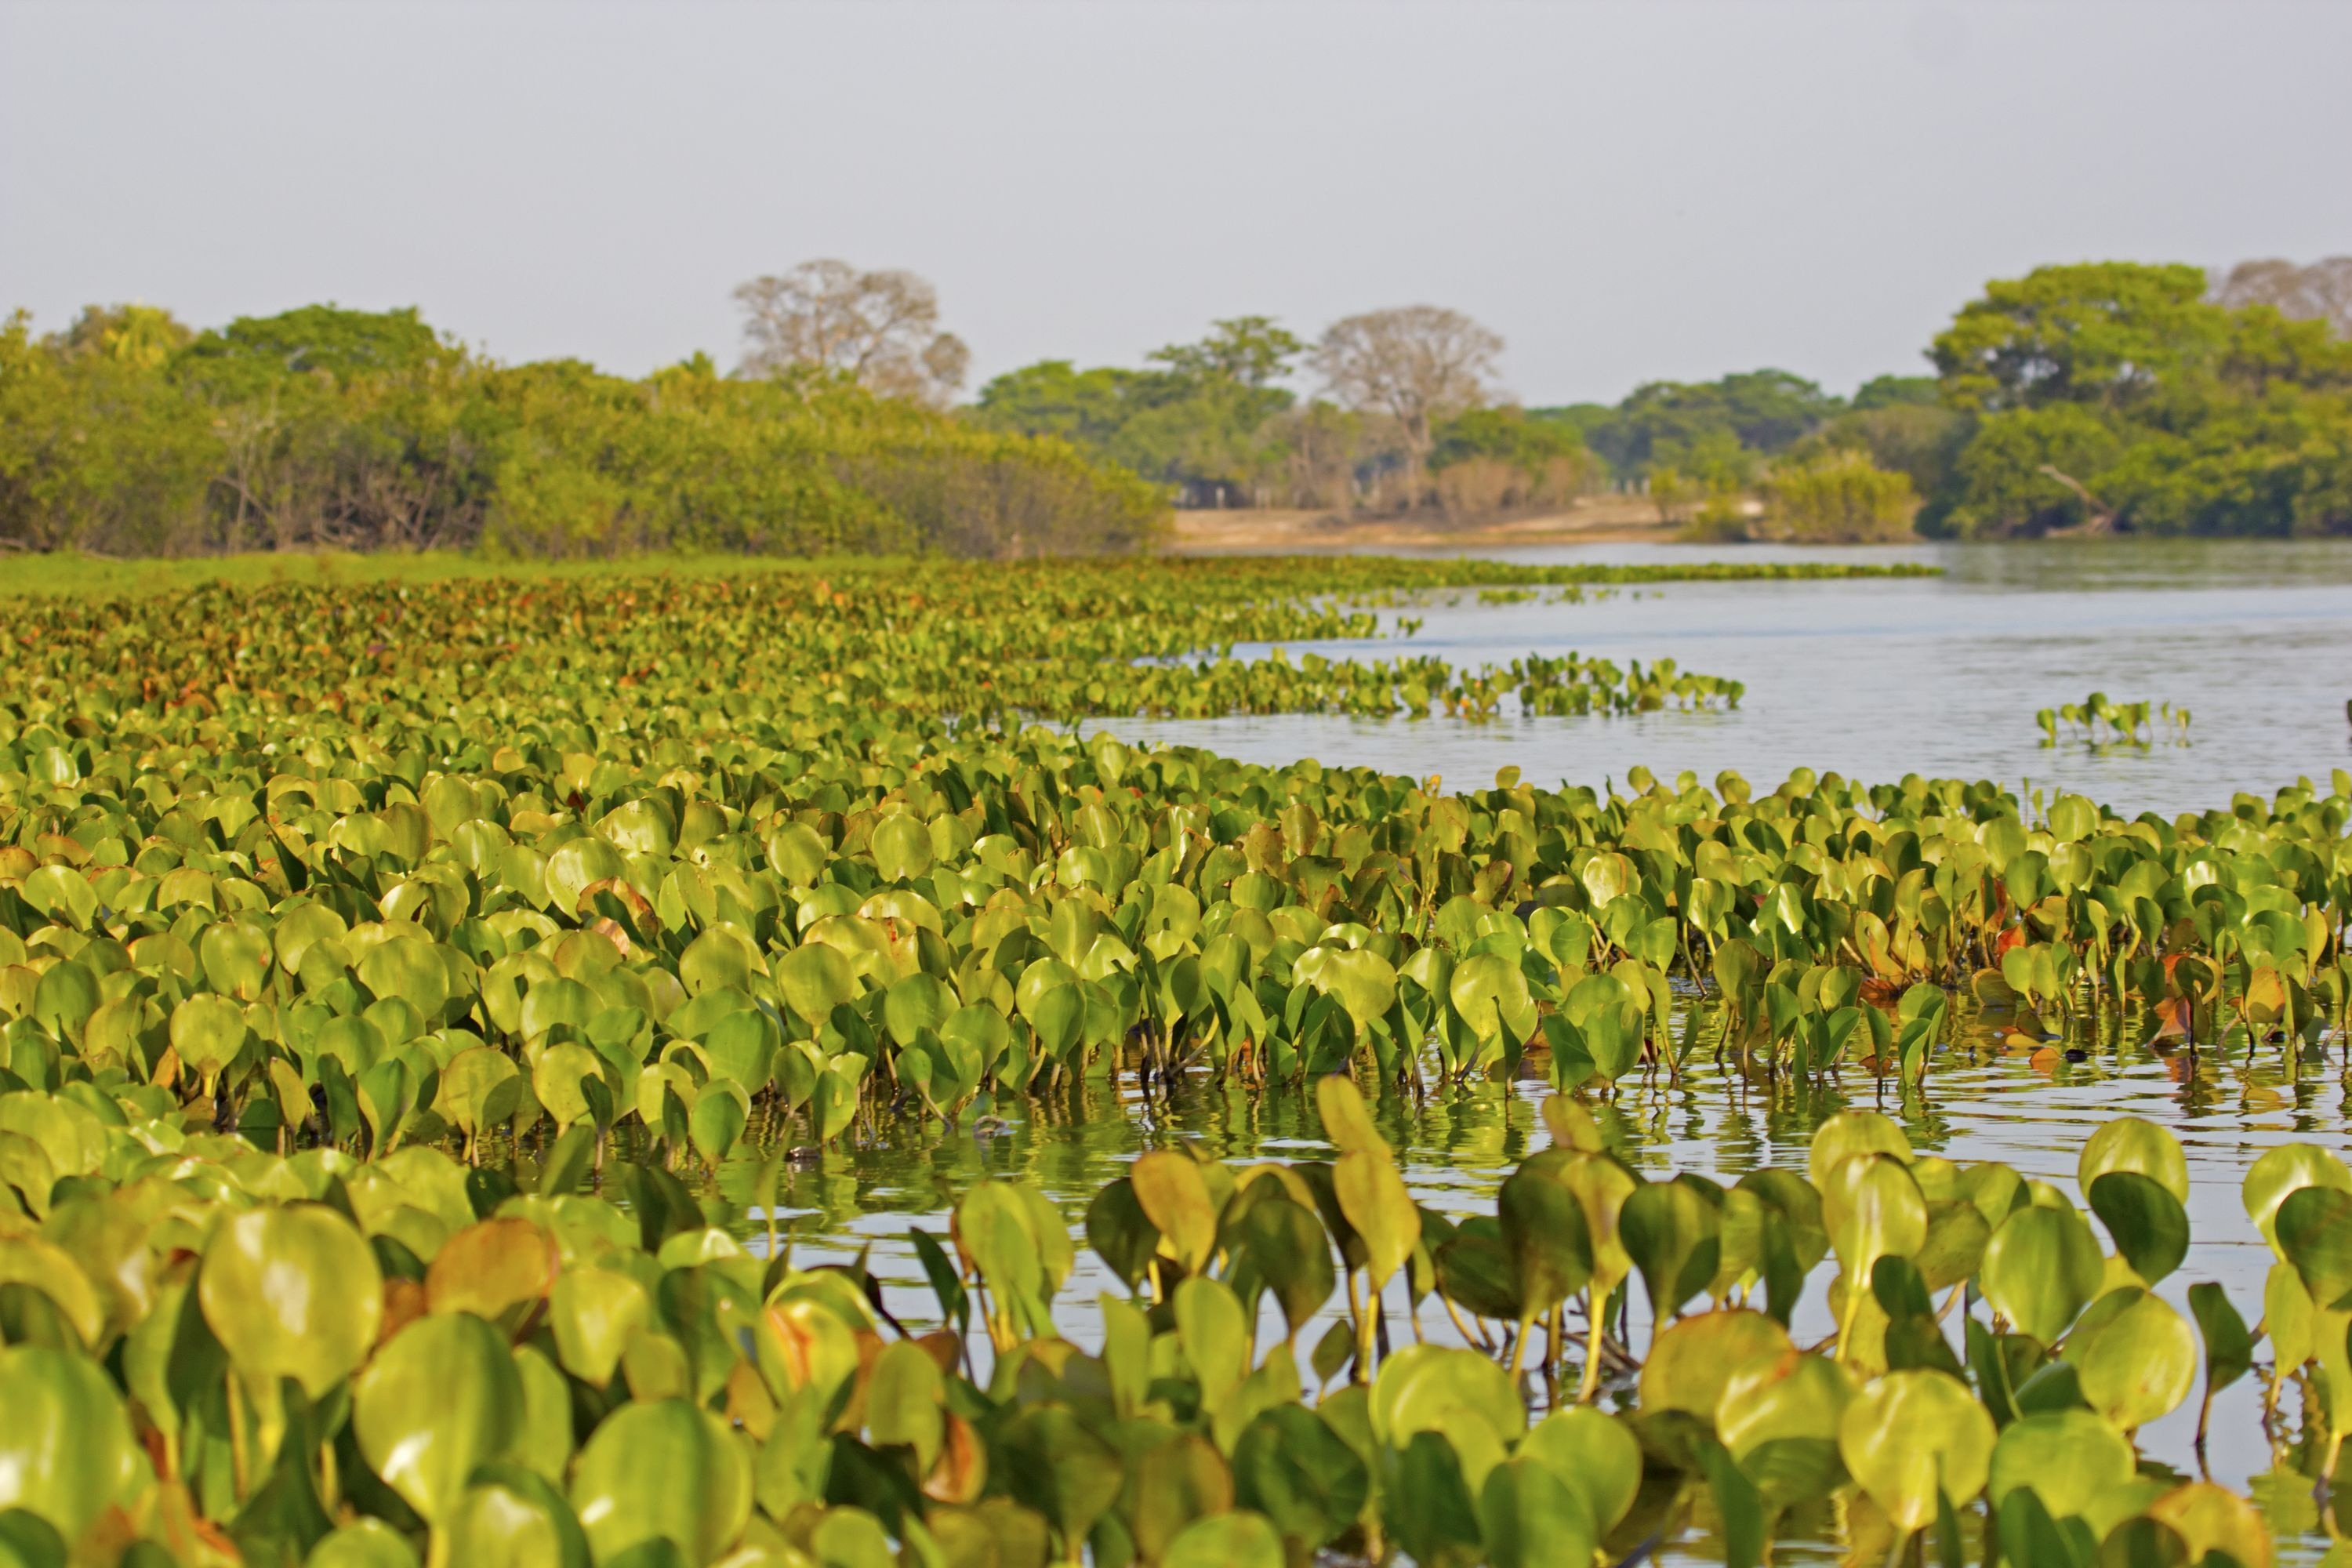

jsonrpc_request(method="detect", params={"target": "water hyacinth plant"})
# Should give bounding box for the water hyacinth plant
[0,554,2337,1564]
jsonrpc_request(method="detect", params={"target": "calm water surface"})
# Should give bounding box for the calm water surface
[756,540,2352,1562]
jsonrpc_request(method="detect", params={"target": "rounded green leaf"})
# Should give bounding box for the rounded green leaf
[1979,1203,2103,1345]
[1230,1405,1369,1552]
[305,1518,423,1568]
[2274,1184,2352,1310]
[1821,1152,1927,1283]
[571,1399,752,1567]
[1316,948,1397,1031]
[765,823,829,887]
[1620,1179,1720,1319]
[199,1203,383,1396]
[1807,1109,1911,1189]
[869,813,934,882]
[996,1404,1123,1550]
[1449,952,1531,1041]
[0,1345,142,1541]
[1518,1406,1641,1533]
[2078,1116,2187,1204]
[1987,1409,2135,1519]
[1163,1510,1283,1568]
[775,943,858,1026]
[354,1312,524,1523]
[359,940,452,1021]
[1497,1165,1592,1314]
[1639,1309,1793,1421]
[550,1268,651,1388]
[1838,1370,1996,1531]
[677,929,762,998]
[441,1465,591,1568]
[2087,1171,2189,1284]
[2062,1288,2197,1431]
[1371,1344,1526,1490]
[1130,1151,1218,1276]
[1477,1457,1595,1568]
[2244,1143,2352,1253]
[169,993,249,1085]
[198,920,274,1000]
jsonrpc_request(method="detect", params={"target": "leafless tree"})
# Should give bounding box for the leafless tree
[2211,258,2352,339]
[732,260,971,405]
[1311,306,1504,499]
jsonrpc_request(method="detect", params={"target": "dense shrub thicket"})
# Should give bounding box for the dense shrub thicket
[0,306,1164,560]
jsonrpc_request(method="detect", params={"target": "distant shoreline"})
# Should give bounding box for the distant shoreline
[1165,496,1702,553]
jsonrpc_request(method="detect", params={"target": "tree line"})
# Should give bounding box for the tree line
[971,256,2352,540]
[2,255,2348,557]
[0,289,1160,560]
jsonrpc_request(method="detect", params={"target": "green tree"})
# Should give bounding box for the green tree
[1545,368,1841,479]
[971,318,1305,506]
[1929,263,2227,413]
[1851,375,1939,411]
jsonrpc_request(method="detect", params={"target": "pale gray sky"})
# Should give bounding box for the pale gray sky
[4,1,2347,405]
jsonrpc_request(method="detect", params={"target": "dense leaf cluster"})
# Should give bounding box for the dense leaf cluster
[0,556,2336,1563]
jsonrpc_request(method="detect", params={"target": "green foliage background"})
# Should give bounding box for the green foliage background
[0,307,1164,560]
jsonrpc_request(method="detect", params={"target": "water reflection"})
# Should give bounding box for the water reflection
[723,993,2350,1563]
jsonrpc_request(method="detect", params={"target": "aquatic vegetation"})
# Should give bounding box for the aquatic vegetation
[2036,693,2191,748]
[0,554,2335,1563]
[0,1070,2310,1566]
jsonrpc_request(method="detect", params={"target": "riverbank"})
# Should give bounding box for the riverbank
[1163,495,1686,553]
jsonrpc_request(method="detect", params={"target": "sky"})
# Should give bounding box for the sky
[4,0,2348,406]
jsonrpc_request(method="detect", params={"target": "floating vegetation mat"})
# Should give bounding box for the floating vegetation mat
[0,552,2336,1568]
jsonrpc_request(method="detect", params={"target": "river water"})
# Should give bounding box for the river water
[760,539,2352,1561]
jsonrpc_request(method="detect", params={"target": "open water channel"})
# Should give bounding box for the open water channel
[760,539,2352,1563]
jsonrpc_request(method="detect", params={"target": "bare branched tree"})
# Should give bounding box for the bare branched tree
[2212,257,2352,339]
[1312,306,1504,497]
[733,260,971,405]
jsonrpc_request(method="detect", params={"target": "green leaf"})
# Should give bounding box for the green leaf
[303,1519,423,1568]
[1496,1165,1592,1316]
[1230,1405,1368,1552]
[1479,1456,1597,1568]
[199,1203,383,1397]
[1334,1150,1417,1290]
[1163,1510,1283,1568]
[569,1399,753,1567]
[169,992,249,1088]
[442,1464,593,1568]
[1641,1309,1794,1423]
[869,813,935,882]
[1130,1151,1219,1276]
[0,1346,140,1542]
[775,943,858,1025]
[1518,1406,1642,1534]
[2186,1282,2253,1406]
[2060,1288,2197,1431]
[996,1405,1122,1551]
[2077,1116,2188,1204]
[2243,1142,2352,1252]
[1838,1370,1996,1533]
[1980,1203,2103,1344]
[2086,1171,2189,1284]
[2276,1183,2352,1308]
[354,1312,524,1523]
[1621,1179,1721,1321]
[1372,1344,1525,1497]
[1987,1409,2135,1521]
